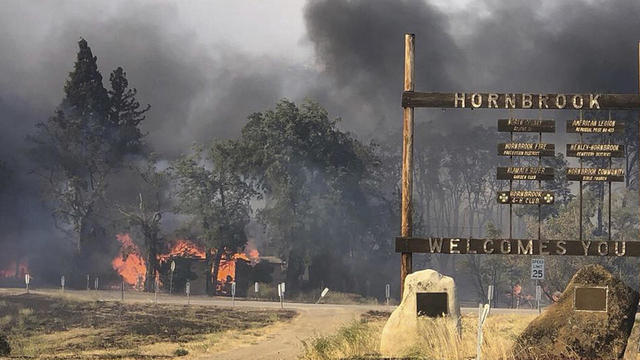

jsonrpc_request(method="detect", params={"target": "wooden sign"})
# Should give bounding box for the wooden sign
[566,168,624,182]
[497,190,554,204]
[566,119,624,133]
[574,287,608,312]
[402,91,640,110]
[566,144,624,157]
[498,119,555,133]
[497,167,554,181]
[498,143,555,157]
[395,237,638,257]
[417,292,448,317]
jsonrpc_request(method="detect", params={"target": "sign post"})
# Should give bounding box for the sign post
[186,280,191,305]
[476,303,490,360]
[385,284,391,306]
[25,274,30,294]
[254,282,259,297]
[231,282,236,306]
[61,275,65,294]
[531,259,544,314]
[277,283,285,309]
[316,288,330,304]
[394,34,640,306]
[170,260,175,295]
[400,33,415,296]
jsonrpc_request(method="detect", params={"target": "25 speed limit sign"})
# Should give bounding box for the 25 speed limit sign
[531,258,545,280]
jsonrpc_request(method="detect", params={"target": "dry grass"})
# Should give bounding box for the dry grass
[0,293,295,359]
[300,310,538,360]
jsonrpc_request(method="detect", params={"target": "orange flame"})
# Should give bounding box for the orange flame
[112,234,260,293]
[111,234,147,286]
[158,239,206,262]
[0,259,28,278]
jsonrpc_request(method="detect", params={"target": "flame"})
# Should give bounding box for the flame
[215,249,260,293]
[0,259,28,278]
[158,239,206,262]
[111,234,260,294]
[111,234,147,287]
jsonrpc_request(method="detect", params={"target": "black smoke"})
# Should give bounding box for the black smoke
[2,0,640,283]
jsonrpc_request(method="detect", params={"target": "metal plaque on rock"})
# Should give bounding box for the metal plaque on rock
[574,286,608,312]
[416,292,448,317]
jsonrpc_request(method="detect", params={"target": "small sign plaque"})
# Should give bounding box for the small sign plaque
[170,260,176,272]
[497,167,554,181]
[574,286,608,312]
[498,190,554,205]
[498,119,555,133]
[566,168,624,182]
[416,292,449,317]
[531,259,545,280]
[567,119,624,133]
[566,144,624,158]
[498,143,555,157]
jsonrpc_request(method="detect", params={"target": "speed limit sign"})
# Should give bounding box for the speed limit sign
[531,259,545,280]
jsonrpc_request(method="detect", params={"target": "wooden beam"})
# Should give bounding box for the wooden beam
[402,91,640,110]
[400,33,415,297]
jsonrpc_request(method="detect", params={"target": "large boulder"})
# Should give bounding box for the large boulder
[380,269,460,356]
[513,264,638,359]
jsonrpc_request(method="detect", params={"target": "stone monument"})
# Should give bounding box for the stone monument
[380,269,460,356]
[513,264,638,359]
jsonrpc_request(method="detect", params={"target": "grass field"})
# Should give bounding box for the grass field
[0,293,296,359]
[300,310,640,360]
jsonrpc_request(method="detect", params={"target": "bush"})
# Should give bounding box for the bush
[174,348,188,356]
[0,334,10,356]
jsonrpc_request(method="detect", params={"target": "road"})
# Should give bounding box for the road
[0,288,543,359]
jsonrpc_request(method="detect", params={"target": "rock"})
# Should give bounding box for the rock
[380,269,460,356]
[513,264,638,360]
[0,334,10,356]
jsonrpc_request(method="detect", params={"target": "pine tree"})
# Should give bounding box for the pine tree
[29,39,149,261]
[108,67,150,158]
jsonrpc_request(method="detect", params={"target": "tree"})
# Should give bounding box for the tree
[171,141,255,295]
[28,39,149,261]
[108,67,150,158]
[236,99,382,292]
[116,158,169,292]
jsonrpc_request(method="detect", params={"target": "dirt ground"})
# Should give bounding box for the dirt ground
[203,305,364,360]
[0,292,296,359]
[0,288,374,359]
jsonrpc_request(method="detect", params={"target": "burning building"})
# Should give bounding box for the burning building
[111,234,259,295]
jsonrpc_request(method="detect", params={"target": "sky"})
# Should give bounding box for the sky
[2,0,640,260]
